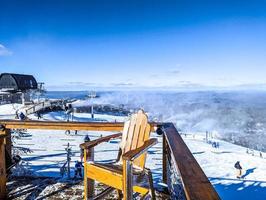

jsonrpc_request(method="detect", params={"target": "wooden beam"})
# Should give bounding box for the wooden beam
[0,134,7,139]
[93,187,115,200]
[4,129,11,162]
[0,138,6,200]
[0,120,124,131]
[0,120,158,132]
[163,123,220,200]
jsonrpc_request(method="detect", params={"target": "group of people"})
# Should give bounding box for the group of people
[246,148,264,158]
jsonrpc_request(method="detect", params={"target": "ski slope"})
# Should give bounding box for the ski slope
[183,134,266,200]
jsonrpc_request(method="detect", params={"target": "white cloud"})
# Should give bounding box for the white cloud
[0,44,12,56]
[167,69,180,75]
[111,82,136,87]
[67,81,96,86]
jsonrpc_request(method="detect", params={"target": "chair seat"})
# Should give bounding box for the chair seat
[88,162,144,175]
[85,161,150,190]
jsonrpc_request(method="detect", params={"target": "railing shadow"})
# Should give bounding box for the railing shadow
[210,177,266,200]
[8,177,82,200]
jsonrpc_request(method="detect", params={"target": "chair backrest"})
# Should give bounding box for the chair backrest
[119,110,151,169]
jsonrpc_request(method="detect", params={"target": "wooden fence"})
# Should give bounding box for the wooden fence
[25,100,64,115]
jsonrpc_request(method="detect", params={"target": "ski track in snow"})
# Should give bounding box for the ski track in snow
[1,104,266,199]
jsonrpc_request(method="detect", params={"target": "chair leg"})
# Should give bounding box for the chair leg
[123,160,133,200]
[84,176,94,200]
[146,169,156,200]
[87,178,95,199]
[116,189,123,200]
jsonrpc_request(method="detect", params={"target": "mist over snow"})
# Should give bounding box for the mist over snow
[72,90,266,152]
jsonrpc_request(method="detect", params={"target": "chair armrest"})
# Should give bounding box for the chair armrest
[80,132,122,149]
[122,138,158,161]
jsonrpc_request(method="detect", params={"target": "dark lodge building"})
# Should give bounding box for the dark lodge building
[0,73,38,104]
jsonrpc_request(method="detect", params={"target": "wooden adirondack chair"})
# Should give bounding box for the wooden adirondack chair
[80,110,158,200]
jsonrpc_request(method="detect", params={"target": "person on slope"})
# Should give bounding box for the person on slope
[234,161,242,179]
[66,103,73,122]
[74,161,83,178]
[19,112,26,120]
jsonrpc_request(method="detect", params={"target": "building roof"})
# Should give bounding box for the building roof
[0,73,38,91]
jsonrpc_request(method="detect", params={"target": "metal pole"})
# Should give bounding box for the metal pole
[91,104,94,119]
[66,143,71,179]
[88,91,96,119]
[21,93,25,105]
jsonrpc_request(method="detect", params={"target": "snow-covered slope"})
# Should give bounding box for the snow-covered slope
[0,103,23,118]
[183,134,266,200]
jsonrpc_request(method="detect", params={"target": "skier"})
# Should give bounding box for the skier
[74,161,83,178]
[246,148,249,154]
[65,104,73,122]
[19,112,26,120]
[36,111,42,119]
[15,110,19,119]
[234,161,242,179]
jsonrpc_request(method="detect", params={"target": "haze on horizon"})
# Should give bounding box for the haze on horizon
[0,0,266,91]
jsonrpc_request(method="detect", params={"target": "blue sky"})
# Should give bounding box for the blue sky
[0,0,266,90]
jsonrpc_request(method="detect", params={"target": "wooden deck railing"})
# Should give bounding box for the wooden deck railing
[0,120,220,200]
[161,123,220,200]
[25,99,64,115]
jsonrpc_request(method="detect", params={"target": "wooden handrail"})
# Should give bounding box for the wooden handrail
[162,123,220,200]
[0,120,158,132]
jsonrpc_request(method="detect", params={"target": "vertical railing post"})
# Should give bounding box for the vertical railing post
[84,148,94,200]
[83,149,87,200]
[4,129,11,161]
[162,133,167,184]
[0,137,6,199]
